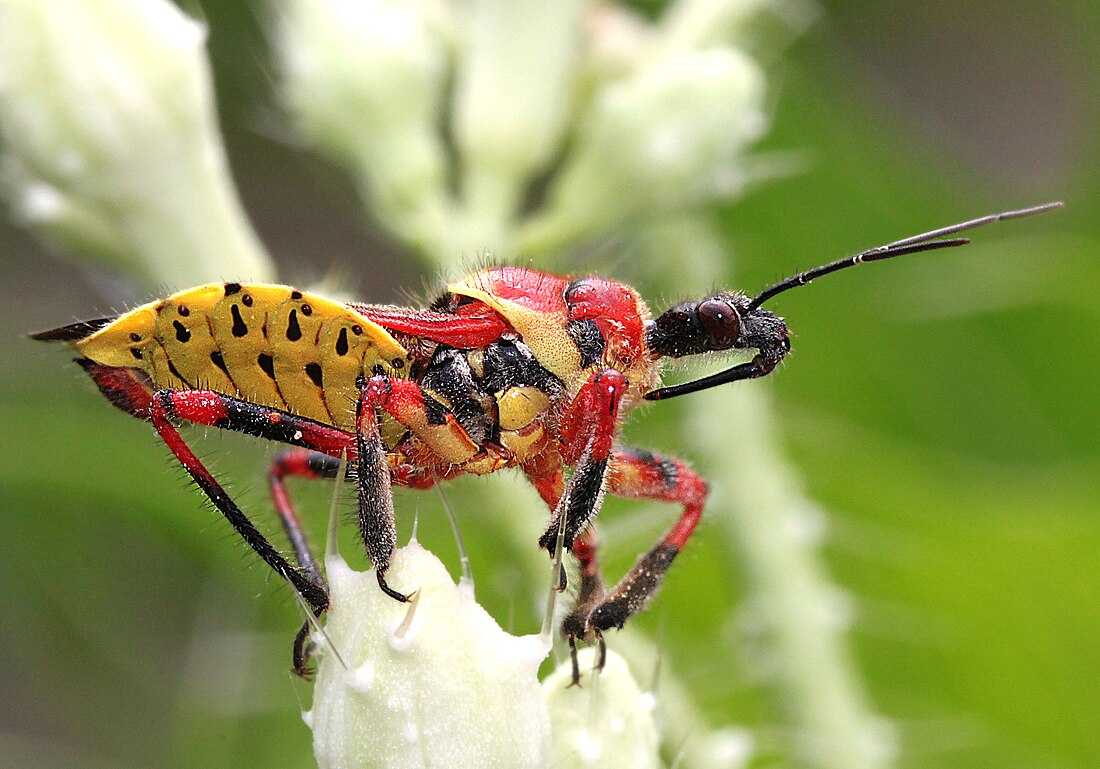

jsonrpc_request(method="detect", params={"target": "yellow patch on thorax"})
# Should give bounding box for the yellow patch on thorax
[446,275,583,386]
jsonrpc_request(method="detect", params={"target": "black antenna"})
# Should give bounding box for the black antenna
[748,201,1063,311]
[644,201,1064,402]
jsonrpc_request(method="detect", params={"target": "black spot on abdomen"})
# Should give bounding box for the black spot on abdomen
[231,305,248,337]
[335,327,349,356]
[305,362,323,387]
[167,359,190,386]
[286,309,302,341]
[257,353,275,379]
[173,320,191,343]
[210,351,229,375]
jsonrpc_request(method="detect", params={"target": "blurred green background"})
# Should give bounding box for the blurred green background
[2,1,1097,768]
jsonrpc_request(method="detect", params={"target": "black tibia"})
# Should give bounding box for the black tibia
[566,560,610,685]
[272,451,344,680]
[354,380,407,603]
[538,452,610,553]
[270,450,343,590]
[588,543,679,632]
[150,392,330,614]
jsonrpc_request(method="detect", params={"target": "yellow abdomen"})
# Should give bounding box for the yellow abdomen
[74,283,410,431]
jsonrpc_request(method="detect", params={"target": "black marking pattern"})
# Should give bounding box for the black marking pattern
[173,320,191,343]
[167,358,189,386]
[566,318,605,368]
[482,340,562,395]
[622,447,679,491]
[421,346,495,444]
[231,305,248,337]
[305,362,324,387]
[210,351,229,375]
[257,353,276,379]
[335,327,349,356]
[224,282,242,296]
[286,309,302,341]
[422,394,449,426]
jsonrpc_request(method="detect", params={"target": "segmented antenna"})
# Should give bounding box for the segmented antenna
[748,201,1063,310]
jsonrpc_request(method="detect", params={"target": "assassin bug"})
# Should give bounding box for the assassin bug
[34,201,1059,677]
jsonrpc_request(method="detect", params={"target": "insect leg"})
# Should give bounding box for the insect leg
[292,622,317,680]
[537,368,629,554]
[269,449,345,678]
[273,448,450,566]
[390,463,454,488]
[150,390,334,613]
[583,447,708,634]
[154,388,356,456]
[269,450,342,589]
[360,375,508,474]
[524,454,610,684]
[560,526,609,685]
[353,377,405,602]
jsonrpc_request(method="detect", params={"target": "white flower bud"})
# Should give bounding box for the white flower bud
[309,545,552,769]
[0,0,272,287]
[519,47,766,255]
[542,647,660,769]
[276,0,452,257]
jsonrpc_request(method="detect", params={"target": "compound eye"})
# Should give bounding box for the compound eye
[698,298,740,349]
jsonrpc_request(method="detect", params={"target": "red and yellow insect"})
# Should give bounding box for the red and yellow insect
[34,203,1058,676]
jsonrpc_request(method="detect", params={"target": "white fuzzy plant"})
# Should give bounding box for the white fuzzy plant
[0,0,895,768]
